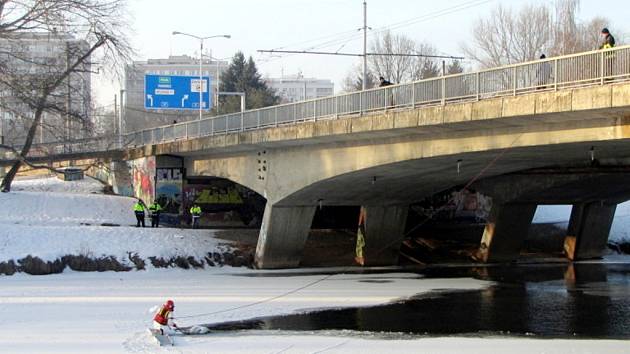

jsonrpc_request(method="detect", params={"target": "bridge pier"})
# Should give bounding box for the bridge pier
[564,202,616,260]
[254,204,316,269]
[478,203,537,263]
[363,205,409,266]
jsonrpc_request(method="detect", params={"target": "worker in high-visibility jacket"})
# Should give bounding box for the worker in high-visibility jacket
[190,204,202,229]
[153,299,179,335]
[148,201,162,228]
[133,200,146,228]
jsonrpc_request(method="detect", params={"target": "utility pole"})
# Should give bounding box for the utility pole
[362,0,367,91]
[114,94,118,136]
[65,42,71,151]
[119,89,125,146]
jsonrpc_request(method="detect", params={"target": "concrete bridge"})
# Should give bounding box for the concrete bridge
[4,46,630,268]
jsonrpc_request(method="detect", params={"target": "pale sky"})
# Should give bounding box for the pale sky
[93,0,629,106]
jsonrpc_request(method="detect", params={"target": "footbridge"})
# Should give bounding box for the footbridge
[4,46,630,268]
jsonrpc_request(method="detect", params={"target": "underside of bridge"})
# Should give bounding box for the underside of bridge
[189,137,630,268]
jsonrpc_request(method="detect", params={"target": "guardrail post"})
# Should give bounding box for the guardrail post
[476,72,480,101]
[512,67,517,96]
[335,96,339,118]
[441,77,445,105]
[185,123,188,139]
[411,82,416,109]
[257,111,261,128]
[211,118,215,136]
[241,112,244,132]
[600,51,605,85]
[275,107,278,127]
[359,91,363,116]
[313,100,317,121]
[554,59,558,91]
[294,103,297,123]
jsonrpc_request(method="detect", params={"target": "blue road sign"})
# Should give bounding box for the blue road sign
[144,75,211,110]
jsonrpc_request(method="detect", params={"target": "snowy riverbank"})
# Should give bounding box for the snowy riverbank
[0,176,248,274]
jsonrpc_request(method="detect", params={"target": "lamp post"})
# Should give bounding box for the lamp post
[172,31,230,120]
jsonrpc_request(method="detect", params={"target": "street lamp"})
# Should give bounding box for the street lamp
[172,31,231,120]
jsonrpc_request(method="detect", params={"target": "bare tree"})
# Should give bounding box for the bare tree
[463,0,612,68]
[342,62,376,92]
[462,4,552,68]
[0,0,132,192]
[551,0,608,55]
[342,31,442,92]
[370,30,441,83]
[369,30,417,83]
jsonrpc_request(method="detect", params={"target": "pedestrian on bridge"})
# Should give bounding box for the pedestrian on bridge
[133,199,146,227]
[600,28,616,50]
[149,200,162,228]
[600,28,617,80]
[190,204,202,229]
[378,76,393,87]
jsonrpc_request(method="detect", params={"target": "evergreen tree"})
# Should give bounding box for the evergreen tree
[447,60,464,75]
[219,52,278,113]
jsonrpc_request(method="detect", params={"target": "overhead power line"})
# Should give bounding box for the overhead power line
[258,49,465,60]
[263,0,493,58]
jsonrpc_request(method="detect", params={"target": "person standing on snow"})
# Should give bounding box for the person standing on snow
[133,200,146,228]
[153,299,179,335]
[148,200,162,228]
[190,204,202,229]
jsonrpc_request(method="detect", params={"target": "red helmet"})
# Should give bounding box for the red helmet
[165,300,174,310]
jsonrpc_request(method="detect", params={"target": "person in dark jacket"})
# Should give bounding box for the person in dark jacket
[600,28,617,79]
[599,28,616,49]
[378,76,393,87]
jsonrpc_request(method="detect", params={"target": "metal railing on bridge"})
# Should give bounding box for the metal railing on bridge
[6,45,630,159]
[128,45,630,147]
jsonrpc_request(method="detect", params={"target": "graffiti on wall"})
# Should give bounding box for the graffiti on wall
[131,156,155,204]
[183,178,265,227]
[156,168,183,214]
[412,188,492,222]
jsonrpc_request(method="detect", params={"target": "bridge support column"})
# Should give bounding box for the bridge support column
[564,202,616,260]
[255,204,316,269]
[363,205,409,266]
[478,203,537,263]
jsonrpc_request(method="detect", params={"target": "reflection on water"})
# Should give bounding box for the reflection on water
[200,262,630,338]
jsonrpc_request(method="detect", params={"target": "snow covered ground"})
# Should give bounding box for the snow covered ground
[0,176,233,267]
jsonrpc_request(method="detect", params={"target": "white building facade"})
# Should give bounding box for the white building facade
[0,32,91,146]
[265,74,334,103]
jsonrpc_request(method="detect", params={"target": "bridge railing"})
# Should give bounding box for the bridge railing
[126,45,630,147]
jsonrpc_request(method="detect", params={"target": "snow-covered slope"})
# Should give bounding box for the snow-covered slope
[12,175,105,194]
[0,176,234,268]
